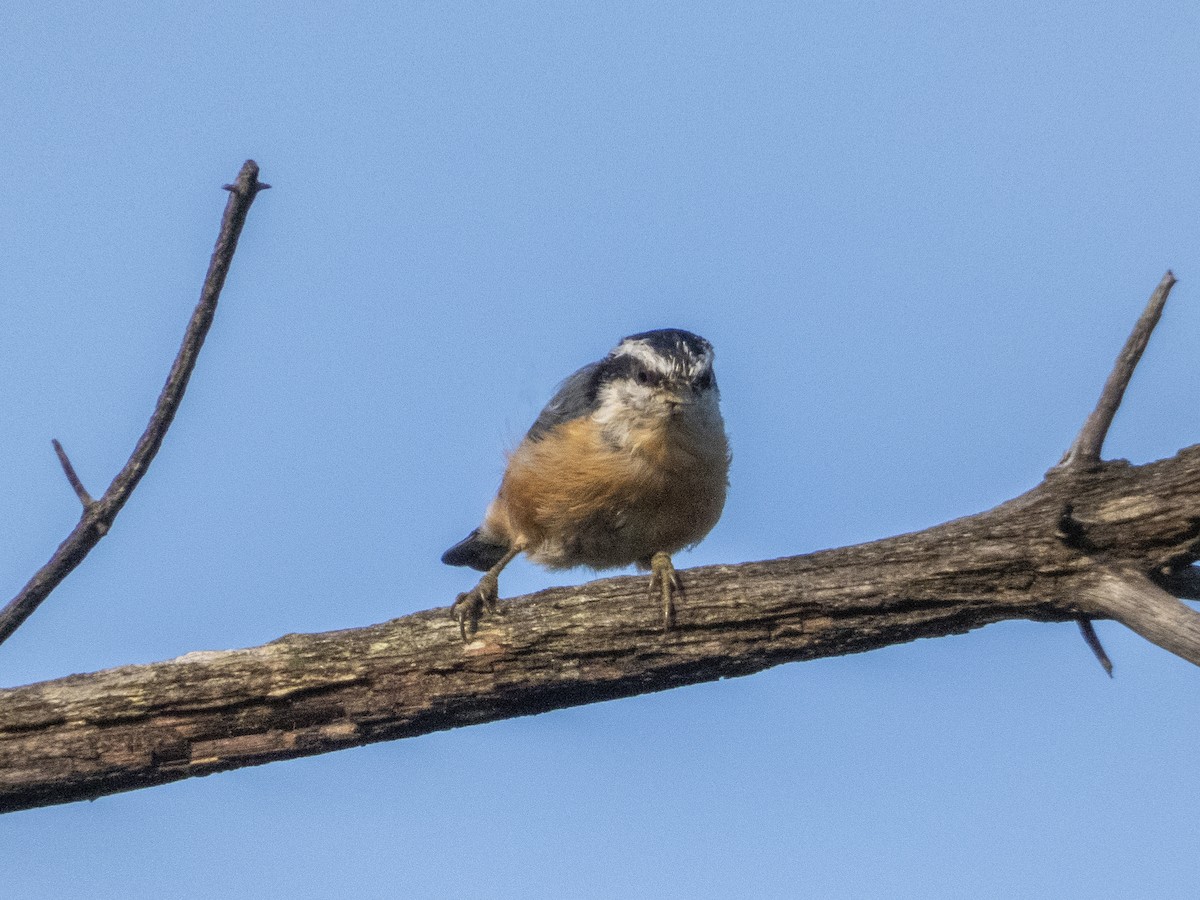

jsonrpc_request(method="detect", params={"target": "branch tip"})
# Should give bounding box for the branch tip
[223,181,271,195]
[223,160,270,195]
[1076,618,1114,677]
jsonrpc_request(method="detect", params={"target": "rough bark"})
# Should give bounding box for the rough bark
[2,445,1199,813]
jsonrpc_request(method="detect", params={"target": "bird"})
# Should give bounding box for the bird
[442,327,730,641]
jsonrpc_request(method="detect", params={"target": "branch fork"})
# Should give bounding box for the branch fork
[1077,567,1200,668]
[0,161,268,648]
[1048,270,1200,674]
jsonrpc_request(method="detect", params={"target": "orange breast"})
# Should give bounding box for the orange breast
[485,414,728,570]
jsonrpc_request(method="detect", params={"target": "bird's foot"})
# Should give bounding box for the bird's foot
[648,551,682,632]
[451,571,501,642]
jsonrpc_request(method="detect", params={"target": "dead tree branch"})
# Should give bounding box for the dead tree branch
[1054,270,1179,671]
[0,271,1195,815]
[2,441,1199,813]
[0,161,268,649]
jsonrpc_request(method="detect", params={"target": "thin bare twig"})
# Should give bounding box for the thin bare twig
[1076,618,1113,677]
[1059,271,1176,468]
[51,439,94,509]
[0,161,268,649]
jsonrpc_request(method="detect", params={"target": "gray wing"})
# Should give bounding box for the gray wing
[524,361,603,442]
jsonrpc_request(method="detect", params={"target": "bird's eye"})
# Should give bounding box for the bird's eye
[636,370,651,385]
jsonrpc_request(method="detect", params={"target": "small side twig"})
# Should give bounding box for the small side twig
[1076,618,1113,677]
[0,160,268,649]
[51,439,94,509]
[1058,270,1176,468]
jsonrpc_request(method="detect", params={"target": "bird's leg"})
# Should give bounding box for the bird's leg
[451,547,521,642]
[648,551,682,632]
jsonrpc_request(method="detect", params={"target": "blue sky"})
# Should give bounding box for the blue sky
[3,3,1199,897]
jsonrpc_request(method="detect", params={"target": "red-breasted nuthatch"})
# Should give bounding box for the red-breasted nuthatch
[443,328,730,640]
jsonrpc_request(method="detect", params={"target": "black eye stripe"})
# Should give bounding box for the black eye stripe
[596,354,641,386]
[635,369,664,386]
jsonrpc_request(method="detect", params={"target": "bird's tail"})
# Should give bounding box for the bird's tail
[441,528,511,572]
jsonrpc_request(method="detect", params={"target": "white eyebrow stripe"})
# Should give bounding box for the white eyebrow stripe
[612,340,674,374]
[612,339,713,378]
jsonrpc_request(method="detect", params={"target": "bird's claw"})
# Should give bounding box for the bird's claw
[649,551,682,632]
[450,572,501,642]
